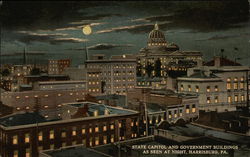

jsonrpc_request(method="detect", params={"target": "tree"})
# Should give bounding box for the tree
[154,58,162,77]
[1,68,10,76]
[30,68,41,75]
[145,62,154,77]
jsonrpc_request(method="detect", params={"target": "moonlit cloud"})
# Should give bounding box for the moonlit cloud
[195,33,250,41]
[95,22,171,34]
[53,37,88,43]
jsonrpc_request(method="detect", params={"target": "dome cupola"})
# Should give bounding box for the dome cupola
[147,23,167,47]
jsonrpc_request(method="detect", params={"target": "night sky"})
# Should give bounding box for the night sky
[1,1,250,66]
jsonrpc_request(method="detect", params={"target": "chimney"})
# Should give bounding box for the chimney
[214,56,221,67]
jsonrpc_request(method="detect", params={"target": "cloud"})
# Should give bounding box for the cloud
[15,31,87,45]
[95,22,171,34]
[196,33,250,41]
[67,43,134,51]
[131,14,174,23]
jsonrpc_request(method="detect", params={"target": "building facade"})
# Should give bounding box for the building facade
[0,102,140,157]
[86,54,137,95]
[48,59,71,75]
[177,58,249,112]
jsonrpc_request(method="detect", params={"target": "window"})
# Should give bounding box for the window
[14,150,18,157]
[49,130,54,139]
[95,126,99,132]
[234,82,238,90]
[131,122,134,127]
[38,132,43,141]
[188,85,191,92]
[119,122,122,128]
[13,135,18,145]
[207,97,211,104]
[168,111,172,119]
[179,109,183,117]
[234,95,238,102]
[103,136,107,144]
[215,96,219,103]
[206,86,210,92]
[82,128,85,134]
[195,86,199,92]
[72,127,77,136]
[25,148,30,157]
[180,85,184,91]
[110,124,114,130]
[95,137,99,145]
[227,78,231,90]
[186,105,190,114]
[192,104,196,113]
[89,128,92,133]
[228,96,232,103]
[240,77,244,89]
[215,85,218,92]
[25,133,30,143]
[89,137,93,146]
[241,95,245,102]
[174,110,177,118]
[61,131,66,138]
[111,135,114,143]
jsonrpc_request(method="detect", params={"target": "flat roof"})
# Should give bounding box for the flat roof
[0,112,57,127]
[39,80,86,84]
[67,102,137,115]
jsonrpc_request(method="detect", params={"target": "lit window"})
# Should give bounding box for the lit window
[111,135,114,143]
[215,96,219,103]
[72,127,77,136]
[82,128,85,134]
[215,85,218,92]
[95,126,99,132]
[186,105,190,113]
[13,135,18,145]
[25,96,29,98]
[16,96,20,99]
[180,85,184,91]
[168,111,172,119]
[228,96,232,103]
[192,104,196,113]
[14,150,18,157]
[94,110,98,117]
[110,124,114,130]
[179,110,183,117]
[89,137,93,146]
[103,136,107,144]
[95,137,99,145]
[61,131,66,138]
[49,130,54,139]
[241,95,245,101]
[195,86,199,92]
[89,128,92,133]
[131,122,134,127]
[206,86,210,92]
[234,95,238,102]
[207,97,211,104]
[25,133,30,143]
[103,125,107,131]
[25,106,30,110]
[234,82,238,90]
[240,82,244,89]
[58,94,62,97]
[25,148,30,157]
[174,110,177,118]
[188,85,191,92]
[44,105,48,108]
[38,132,43,141]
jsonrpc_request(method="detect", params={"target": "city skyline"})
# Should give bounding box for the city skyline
[1,1,250,66]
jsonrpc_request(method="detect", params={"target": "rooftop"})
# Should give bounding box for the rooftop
[67,102,136,116]
[0,112,52,127]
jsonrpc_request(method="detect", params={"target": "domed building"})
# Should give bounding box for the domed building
[136,23,203,80]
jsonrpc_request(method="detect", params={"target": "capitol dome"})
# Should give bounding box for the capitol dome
[147,23,167,47]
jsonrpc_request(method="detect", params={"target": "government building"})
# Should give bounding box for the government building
[136,23,203,78]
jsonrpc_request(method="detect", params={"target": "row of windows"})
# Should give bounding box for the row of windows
[180,85,219,93]
[205,95,245,104]
[15,92,85,99]
[226,82,244,90]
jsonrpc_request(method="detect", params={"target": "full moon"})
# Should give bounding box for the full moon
[82,25,92,35]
